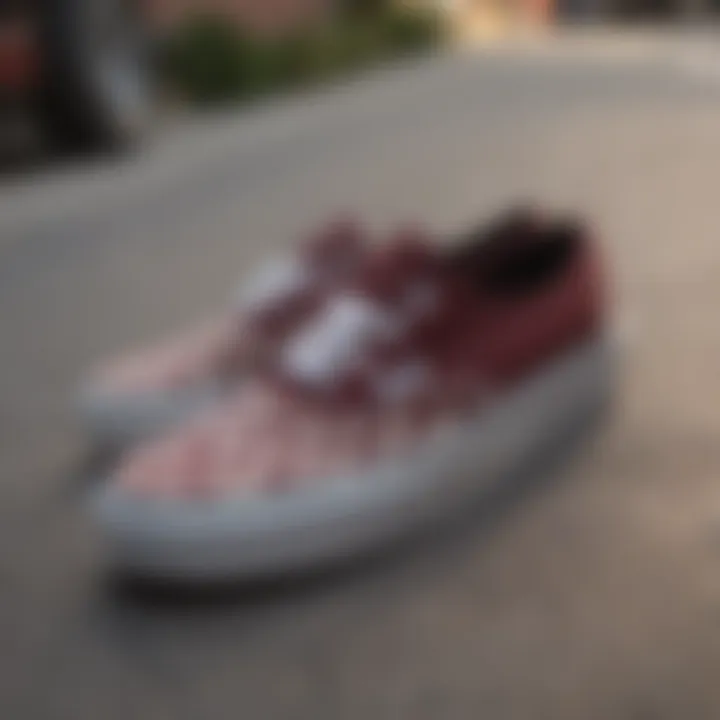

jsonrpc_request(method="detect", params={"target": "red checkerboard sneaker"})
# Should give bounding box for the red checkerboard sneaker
[78,217,367,446]
[92,210,614,581]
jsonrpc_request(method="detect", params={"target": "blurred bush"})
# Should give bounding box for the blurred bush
[161,16,279,103]
[376,5,441,53]
[160,5,443,106]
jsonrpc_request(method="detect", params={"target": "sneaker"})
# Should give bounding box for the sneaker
[79,218,367,446]
[92,211,613,580]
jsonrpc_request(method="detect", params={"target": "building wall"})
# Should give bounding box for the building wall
[441,0,555,42]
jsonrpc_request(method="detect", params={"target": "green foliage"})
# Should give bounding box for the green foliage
[161,15,277,103]
[160,6,442,106]
[376,5,441,53]
[275,29,348,85]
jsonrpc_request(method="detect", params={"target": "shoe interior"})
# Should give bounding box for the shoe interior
[479,221,581,295]
[447,211,583,297]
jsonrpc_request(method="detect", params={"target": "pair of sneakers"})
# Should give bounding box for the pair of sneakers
[84,207,614,581]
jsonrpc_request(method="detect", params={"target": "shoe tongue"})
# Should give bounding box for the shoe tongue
[364,228,439,303]
[303,215,364,271]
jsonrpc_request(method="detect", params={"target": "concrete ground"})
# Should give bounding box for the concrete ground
[5,30,720,720]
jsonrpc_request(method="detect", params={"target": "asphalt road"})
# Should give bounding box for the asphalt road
[5,31,720,719]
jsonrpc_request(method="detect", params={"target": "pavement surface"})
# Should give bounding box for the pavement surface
[5,30,720,719]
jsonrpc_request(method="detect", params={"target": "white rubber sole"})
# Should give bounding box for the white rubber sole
[78,380,228,449]
[91,332,616,581]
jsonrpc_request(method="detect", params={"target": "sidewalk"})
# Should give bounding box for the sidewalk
[6,34,720,720]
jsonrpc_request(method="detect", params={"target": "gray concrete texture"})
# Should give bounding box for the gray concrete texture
[4,30,720,720]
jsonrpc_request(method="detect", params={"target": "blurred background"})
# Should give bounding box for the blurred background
[4,1,720,719]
